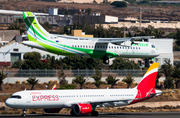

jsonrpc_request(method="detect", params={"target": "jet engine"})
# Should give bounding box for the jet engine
[73,103,92,115]
[43,108,62,113]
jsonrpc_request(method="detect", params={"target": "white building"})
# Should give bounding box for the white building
[0,41,64,67]
[149,38,174,66]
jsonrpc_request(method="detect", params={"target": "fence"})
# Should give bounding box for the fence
[2,69,147,78]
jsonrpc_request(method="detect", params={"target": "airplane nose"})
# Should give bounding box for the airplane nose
[5,99,12,107]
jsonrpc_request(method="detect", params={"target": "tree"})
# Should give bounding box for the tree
[110,1,127,8]
[105,75,119,88]
[0,70,8,91]
[59,84,76,89]
[73,75,87,89]
[11,60,23,69]
[110,58,140,70]
[122,73,134,88]
[174,29,180,46]
[23,52,41,61]
[155,71,162,88]
[58,68,68,85]
[41,22,52,32]
[85,8,92,15]
[8,18,25,34]
[21,52,45,69]
[172,63,180,88]
[26,77,39,90]
[93,0,97,3]
[92,69,103,88]
[160,59,174,89]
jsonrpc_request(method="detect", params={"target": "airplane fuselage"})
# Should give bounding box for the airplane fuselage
[23,37,159,59]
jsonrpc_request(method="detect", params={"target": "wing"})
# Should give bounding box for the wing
[96,36,155,46]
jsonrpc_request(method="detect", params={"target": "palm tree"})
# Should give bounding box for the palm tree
[160,59,174,89]
[92,69,102,88]
[105,75,119,88]
[58,68,68,85]
[73,75,87,89]
[122,73,134,88]
[85,8,92,15]
[26,77,39,90]
[0,70,8,91]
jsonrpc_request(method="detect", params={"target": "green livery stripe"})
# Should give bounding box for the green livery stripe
[24,12,47,37]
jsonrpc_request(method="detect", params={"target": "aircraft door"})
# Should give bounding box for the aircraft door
[26,95,31,103]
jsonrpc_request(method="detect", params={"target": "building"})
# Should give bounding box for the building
[0,41,64,67]
[73,14,118,25]
[130,38,174,67]
[149,38,174,66]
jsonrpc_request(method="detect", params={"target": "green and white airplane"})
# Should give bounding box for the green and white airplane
[22,12,159,64]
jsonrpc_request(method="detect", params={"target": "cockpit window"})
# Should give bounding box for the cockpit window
[151,45,155,48]
[10,95,21,99]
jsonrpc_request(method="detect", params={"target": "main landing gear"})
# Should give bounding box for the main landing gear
[91,111,99,116]
[22,109,26,117]
[70,109,77,116]
[103,56,109,64]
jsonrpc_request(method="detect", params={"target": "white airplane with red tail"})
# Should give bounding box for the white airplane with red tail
[5,63,162,117]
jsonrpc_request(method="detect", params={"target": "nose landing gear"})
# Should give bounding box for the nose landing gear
[22,109,26,117]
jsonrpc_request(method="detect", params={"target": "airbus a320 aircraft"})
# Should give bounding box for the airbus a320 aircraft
[5,63,162,116]
[21,12,159,64]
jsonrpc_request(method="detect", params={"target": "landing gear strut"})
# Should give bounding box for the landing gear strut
[22,109,26,117]
[70,109,77,116]
[103,56,109,64]
[91,111,98,116]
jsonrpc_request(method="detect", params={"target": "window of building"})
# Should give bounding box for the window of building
[13,48,18,52]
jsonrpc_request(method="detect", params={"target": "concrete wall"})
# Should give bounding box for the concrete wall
[0,30,20,41]
[101,21,180,29]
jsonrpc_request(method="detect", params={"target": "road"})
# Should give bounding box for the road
[0,112,180,118]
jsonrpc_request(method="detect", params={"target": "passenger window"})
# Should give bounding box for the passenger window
[112,46,113,49]
[117,47,119,49]
[114,46,116,49]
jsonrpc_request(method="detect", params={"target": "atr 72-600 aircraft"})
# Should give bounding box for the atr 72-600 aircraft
[21,12,159,64]
[5,63,162,116]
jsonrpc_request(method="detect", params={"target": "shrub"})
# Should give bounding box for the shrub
[15,80,20,84]
[53,80,58,84]
[21,81,26,84]
[110,1,127,8]
[59,84,76,89]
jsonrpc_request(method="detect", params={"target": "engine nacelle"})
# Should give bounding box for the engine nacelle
[73,103,92,115]
[43,108,62,113]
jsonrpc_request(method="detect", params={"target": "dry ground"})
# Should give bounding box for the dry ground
[1,1,180,20]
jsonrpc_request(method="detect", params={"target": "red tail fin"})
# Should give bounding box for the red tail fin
[136,63,159,90]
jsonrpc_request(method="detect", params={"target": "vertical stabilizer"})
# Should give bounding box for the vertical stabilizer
[136,63,159,90]
[22,12,51,41]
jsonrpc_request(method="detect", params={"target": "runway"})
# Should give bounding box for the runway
[0,112,180,118]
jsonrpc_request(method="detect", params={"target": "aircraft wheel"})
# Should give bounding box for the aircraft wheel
[70,109,77,116]
[21,113,26,117]
[91,111,98,116]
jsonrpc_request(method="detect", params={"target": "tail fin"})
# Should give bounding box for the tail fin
[22,12,50,41]
[52,84,56,90]
[136,63,159,90]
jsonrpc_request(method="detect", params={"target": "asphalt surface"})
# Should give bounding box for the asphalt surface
[0,112,180,118]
